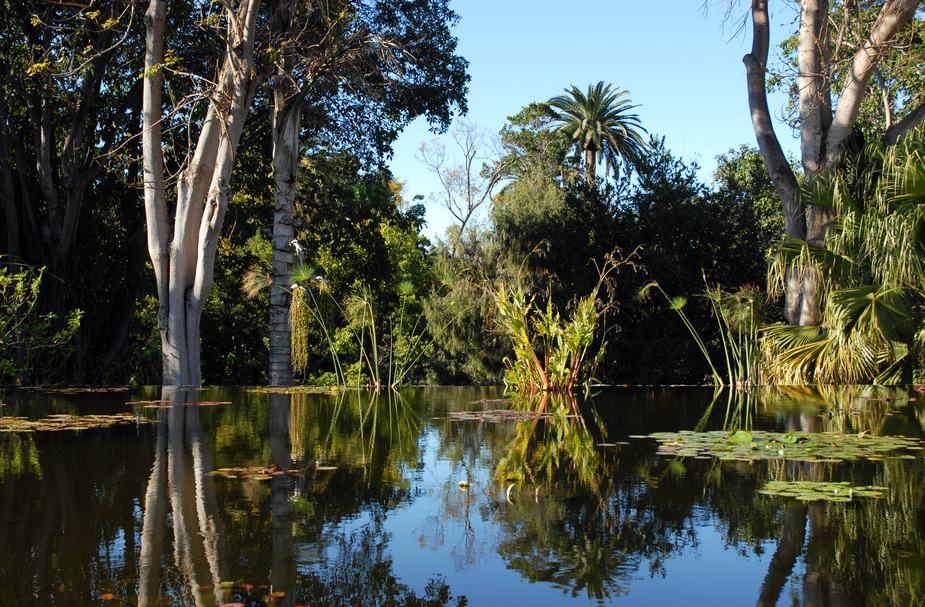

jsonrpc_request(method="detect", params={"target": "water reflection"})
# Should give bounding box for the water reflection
[1,386,925,605]
[138,387,228,606]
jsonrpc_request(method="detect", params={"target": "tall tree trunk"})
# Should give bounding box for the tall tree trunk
[143,0,261,385]
[0,94,19,264]
[269,86,301,387]
[745,0,919,326]
[584,145,596,187]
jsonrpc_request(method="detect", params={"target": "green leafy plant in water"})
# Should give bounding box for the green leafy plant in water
[289,264,346,386]
[492,250,630,394]
[639,429,923,463]
[344,287,381,389]
[763,126,925,384]
[637,280,721,385]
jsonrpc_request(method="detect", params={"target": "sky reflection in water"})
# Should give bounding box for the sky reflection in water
[0,385,923,606]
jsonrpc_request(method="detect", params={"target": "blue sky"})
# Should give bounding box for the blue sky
[386,1,802,239]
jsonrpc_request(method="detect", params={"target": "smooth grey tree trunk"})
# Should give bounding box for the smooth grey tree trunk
[745,0,920,326]
[143,0,261,385]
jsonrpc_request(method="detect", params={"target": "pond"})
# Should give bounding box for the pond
[1,385,924,606]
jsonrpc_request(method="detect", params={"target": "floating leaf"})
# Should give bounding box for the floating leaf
[641,430,923,463]
[209,466,303,480]
[758,480,887,502]
[728,430,752,443]
[0,412,156,433]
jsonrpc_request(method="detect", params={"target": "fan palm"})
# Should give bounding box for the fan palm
[762,126,925,384]
[546,81,647,186]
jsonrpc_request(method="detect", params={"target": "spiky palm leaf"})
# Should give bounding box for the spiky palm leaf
[828,285,913,344]
[763,125,925,384]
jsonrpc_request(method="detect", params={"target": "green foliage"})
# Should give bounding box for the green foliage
[285,153,438,386]
[763,126,925,384]
[497,102,571,182]
[491,254,623,394]
[423,250,506,384]
[0,263,83,385]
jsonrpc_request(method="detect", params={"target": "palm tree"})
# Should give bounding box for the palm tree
[546,81,647,187]
[761,125,925,384]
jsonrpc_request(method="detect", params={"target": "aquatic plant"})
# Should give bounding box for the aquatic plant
[638,429,923,463]
[492,251,628,394]
[637,279,763,387]
[763,127,925,384]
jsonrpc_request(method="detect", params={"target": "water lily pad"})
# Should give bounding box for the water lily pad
[0,412,157,433]
[758,480,887,502]
[641,430,923,463]
[208,466,302,480]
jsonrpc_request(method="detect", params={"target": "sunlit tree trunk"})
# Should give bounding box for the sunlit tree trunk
[584,145,596,187]
[745,0,920,326]
[143,0,261,385]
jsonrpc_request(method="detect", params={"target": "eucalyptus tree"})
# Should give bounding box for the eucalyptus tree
[546,82,647,187]
[143,0,263,386]
[741,0,924,326]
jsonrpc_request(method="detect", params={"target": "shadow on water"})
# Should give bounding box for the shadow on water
[0,385,925,605]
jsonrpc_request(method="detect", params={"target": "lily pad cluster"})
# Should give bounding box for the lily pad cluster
[0,412,157,433]
[441,409,578,423]
[759,480,887,502]
[128,400,231,408]
[637,429,923,463]
[207,465,302,480]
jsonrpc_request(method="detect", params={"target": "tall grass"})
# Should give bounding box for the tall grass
[638,278,763,388]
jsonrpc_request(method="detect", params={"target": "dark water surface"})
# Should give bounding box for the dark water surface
[1,385,924,606]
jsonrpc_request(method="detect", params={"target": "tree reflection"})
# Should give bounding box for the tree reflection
[0,388,152,605]
[138,386,228,607]
[4,386,925,605]
[268,391,295,607]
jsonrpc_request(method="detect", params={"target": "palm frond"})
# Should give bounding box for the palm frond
[829,284,914,344]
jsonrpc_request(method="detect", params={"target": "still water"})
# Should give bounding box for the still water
[1,385,924,606]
